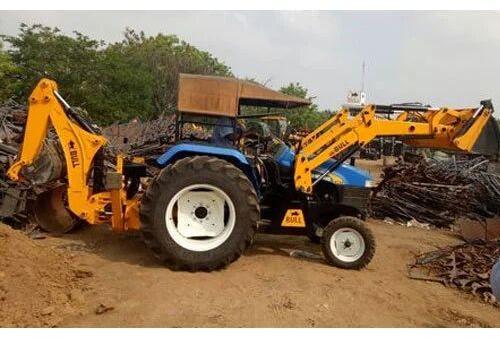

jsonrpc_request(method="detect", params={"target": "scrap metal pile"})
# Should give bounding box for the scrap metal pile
[0,100,64,226]
[0,99,71,227]
[370,156,500,228]
[103,115,176,159]
[408,241,500,306]
[103,115,208,160]
[0,100,31,225]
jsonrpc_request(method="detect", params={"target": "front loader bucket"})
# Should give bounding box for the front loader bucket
[472,116,500,160]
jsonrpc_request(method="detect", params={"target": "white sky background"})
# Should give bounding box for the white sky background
[1,10,500,112]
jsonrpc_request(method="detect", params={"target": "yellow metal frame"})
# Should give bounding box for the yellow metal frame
[294,104,492,193]
[7,78,140,230]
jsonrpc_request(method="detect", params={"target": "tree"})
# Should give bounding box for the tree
[116,28,232,117]
[240,80,329,131]
[87,43,154,124]
[1,24,104,105]
[1,24,231,124]
[1,24,327,128]
[279,82,329,130]
[0,42,20,101]
[0,24,145,125]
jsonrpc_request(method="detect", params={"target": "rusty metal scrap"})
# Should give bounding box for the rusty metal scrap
[103,114,209,159]
[0,100,74,227]
[370,157,500,228]
[103,114,176,157]
[408,241,500,306]
[0,100,31,225]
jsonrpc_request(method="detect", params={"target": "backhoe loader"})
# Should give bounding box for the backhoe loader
[7,74,499,271]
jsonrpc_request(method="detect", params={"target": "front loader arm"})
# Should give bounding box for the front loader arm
[294,101,494,193]
[7,78,108,221]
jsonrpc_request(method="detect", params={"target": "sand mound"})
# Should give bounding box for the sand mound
[0,224,92,327]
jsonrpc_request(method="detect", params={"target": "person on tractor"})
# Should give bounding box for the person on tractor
[211,117,244,147]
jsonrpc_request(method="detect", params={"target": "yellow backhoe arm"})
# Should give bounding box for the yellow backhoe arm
[294,101,494,193]
[7,78,140,230]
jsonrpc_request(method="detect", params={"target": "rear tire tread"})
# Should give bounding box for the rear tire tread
[139,156,259,271]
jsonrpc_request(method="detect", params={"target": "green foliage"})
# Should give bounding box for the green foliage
[0,42,21,101]
[88,43,154,124]
[1,24,231,125]
[1,24,325,129]
[240,80,329,131]
[111,28,232,117]
[1,24,104,105]
[279,82,329,131]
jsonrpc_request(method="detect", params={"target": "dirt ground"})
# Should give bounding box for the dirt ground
[0,225,93,327]
[1,219,499,328]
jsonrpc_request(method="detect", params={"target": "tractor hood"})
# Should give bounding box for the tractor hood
[314,159,373,188]
[274,144,373,188]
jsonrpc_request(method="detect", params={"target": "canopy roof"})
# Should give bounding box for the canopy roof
[177,73,311,117]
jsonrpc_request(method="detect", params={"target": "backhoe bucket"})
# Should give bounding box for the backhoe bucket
[28,186,80,234]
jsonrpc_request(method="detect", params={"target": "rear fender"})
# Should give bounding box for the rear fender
[156,143,260,192]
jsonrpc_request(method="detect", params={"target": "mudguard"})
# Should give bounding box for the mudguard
[156,143,260,191]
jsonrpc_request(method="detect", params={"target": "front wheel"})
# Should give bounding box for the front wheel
[321,216,375,269]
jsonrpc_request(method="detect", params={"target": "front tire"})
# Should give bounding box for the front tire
[321,216,375,269]
[139,156,259,271]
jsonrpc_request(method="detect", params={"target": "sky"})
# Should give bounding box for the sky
[1,10,500,112]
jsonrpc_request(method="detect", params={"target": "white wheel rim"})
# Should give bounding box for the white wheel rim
[165,184,236,252]
[329,227,365,262]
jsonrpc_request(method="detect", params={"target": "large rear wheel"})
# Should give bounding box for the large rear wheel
[139,156,260,271]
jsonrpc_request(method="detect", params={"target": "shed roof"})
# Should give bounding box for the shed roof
[177,73,311,117]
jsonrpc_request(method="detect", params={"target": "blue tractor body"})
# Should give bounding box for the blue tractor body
[273,143,372,188]
[156,142,260,191]
[155,141,373,237]
[156,142,372,190]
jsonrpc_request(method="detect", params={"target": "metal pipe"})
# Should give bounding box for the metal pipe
[312,144,360,187]
[53,90,71,110]
[54,90,99,134]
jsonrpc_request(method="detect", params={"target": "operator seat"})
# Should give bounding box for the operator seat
[210,117,243,147]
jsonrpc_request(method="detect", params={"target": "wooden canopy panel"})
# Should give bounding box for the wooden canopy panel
[177,73,310,117]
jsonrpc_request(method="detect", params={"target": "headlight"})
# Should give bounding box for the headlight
[311,173,336,184]
[321,175,333,183]
[365,180,377,188]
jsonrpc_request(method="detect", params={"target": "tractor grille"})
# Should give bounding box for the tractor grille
[342,187,371,210]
